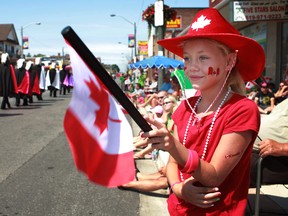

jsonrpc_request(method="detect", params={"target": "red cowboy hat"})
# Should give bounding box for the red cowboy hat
[157,8,265,82]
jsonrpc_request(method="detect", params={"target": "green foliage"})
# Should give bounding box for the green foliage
[33,54,46,57]
[111,64,120,72]
[103,63,120,73]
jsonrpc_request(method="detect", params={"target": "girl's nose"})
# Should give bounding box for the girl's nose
[184,61,200,72]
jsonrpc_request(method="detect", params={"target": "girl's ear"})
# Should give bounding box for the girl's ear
[226,52,238,72]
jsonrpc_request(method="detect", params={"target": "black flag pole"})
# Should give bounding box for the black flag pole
[61,26,152,132]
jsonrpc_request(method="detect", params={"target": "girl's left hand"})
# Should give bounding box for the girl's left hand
[181,177,221,208]
[141,115,175,151]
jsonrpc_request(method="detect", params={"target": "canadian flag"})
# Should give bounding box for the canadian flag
[64,42,135,187]
[262,76,272,83]
[245,81,258,90]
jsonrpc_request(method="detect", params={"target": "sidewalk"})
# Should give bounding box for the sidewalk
[136,159,169,216]
[247,185,288,215]
[127,114,169,216]
[127,115,288,216]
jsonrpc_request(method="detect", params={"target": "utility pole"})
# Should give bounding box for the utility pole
[155,0,165,89]
[110,14,137,61]
[20,22,41,58]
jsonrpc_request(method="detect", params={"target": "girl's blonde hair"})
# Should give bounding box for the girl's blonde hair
[215,40,246,96]
[227,68,246,95]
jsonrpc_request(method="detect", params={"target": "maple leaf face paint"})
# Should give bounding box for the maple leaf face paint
[208,67,220,76]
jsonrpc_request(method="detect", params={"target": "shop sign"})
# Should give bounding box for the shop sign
[128,34,135,48]
[166,16,182,29]
[138,41,148,56]
[22,36,29,49]
[233,0,288,22]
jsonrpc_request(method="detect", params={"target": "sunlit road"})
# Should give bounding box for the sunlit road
[0,91,139,216]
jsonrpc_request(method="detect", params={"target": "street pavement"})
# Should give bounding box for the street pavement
[0,92,139,216]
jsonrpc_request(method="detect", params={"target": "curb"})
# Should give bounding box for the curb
[126,114,169,216]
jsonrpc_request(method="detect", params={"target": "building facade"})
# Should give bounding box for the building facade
[0,24,20,60]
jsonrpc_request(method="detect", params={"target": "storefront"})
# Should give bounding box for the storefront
[213,0,288,86]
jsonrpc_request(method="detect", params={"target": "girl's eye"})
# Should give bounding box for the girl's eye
[199,56,209,61]
[183,57,190,62]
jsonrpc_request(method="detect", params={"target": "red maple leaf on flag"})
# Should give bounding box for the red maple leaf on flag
[84,77,109,134]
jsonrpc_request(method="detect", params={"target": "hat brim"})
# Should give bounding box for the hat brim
[158,34,265,82]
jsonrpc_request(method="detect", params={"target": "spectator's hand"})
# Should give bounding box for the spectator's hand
[264,106,273,113]
[282,86,288,96]
[180,177,221,208]
[259,138,284,158]
[159,166,167,176]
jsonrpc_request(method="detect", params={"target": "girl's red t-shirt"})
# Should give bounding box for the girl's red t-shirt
[168,93,260,216]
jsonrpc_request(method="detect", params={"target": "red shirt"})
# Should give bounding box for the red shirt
[168,93,260,216]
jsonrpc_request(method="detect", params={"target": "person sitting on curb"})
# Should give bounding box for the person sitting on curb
[128,82,145,106]
[145,72,158,94]
[137,90,167,115]
[133,105,164,159]
[274,81,288,105]
[119,163,169,193]
[120,96,178,193]
[134,96,177,159]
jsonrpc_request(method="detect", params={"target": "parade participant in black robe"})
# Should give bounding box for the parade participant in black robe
[66,65,73,93]
[15,59,29,106]
[30,58,42,100]
[59,64,68,95]
[0,53,17,109]
[46,62,59,97]
[33,57,45,100]
[26,61,35,103]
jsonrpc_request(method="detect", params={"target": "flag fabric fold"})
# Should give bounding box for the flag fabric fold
[64,42,135,188]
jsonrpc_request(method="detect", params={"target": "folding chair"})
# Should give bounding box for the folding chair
[253,156,288,216]
[254,157,263,216]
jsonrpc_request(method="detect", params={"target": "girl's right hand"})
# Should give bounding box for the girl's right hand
[176,177,221,208]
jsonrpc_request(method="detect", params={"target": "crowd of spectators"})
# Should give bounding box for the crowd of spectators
[247,79,288,114]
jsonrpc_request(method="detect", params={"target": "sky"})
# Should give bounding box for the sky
[1,0,209,71]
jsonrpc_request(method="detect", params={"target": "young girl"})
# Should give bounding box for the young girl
[140,8,265,215]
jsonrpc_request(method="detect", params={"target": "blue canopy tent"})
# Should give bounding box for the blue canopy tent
[129,55,184,69]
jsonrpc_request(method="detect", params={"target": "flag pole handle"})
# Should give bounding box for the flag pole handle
[61,26,152,132]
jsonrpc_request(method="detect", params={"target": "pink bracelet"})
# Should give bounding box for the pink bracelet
[180,149,199,174]
[170,181,181,193]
